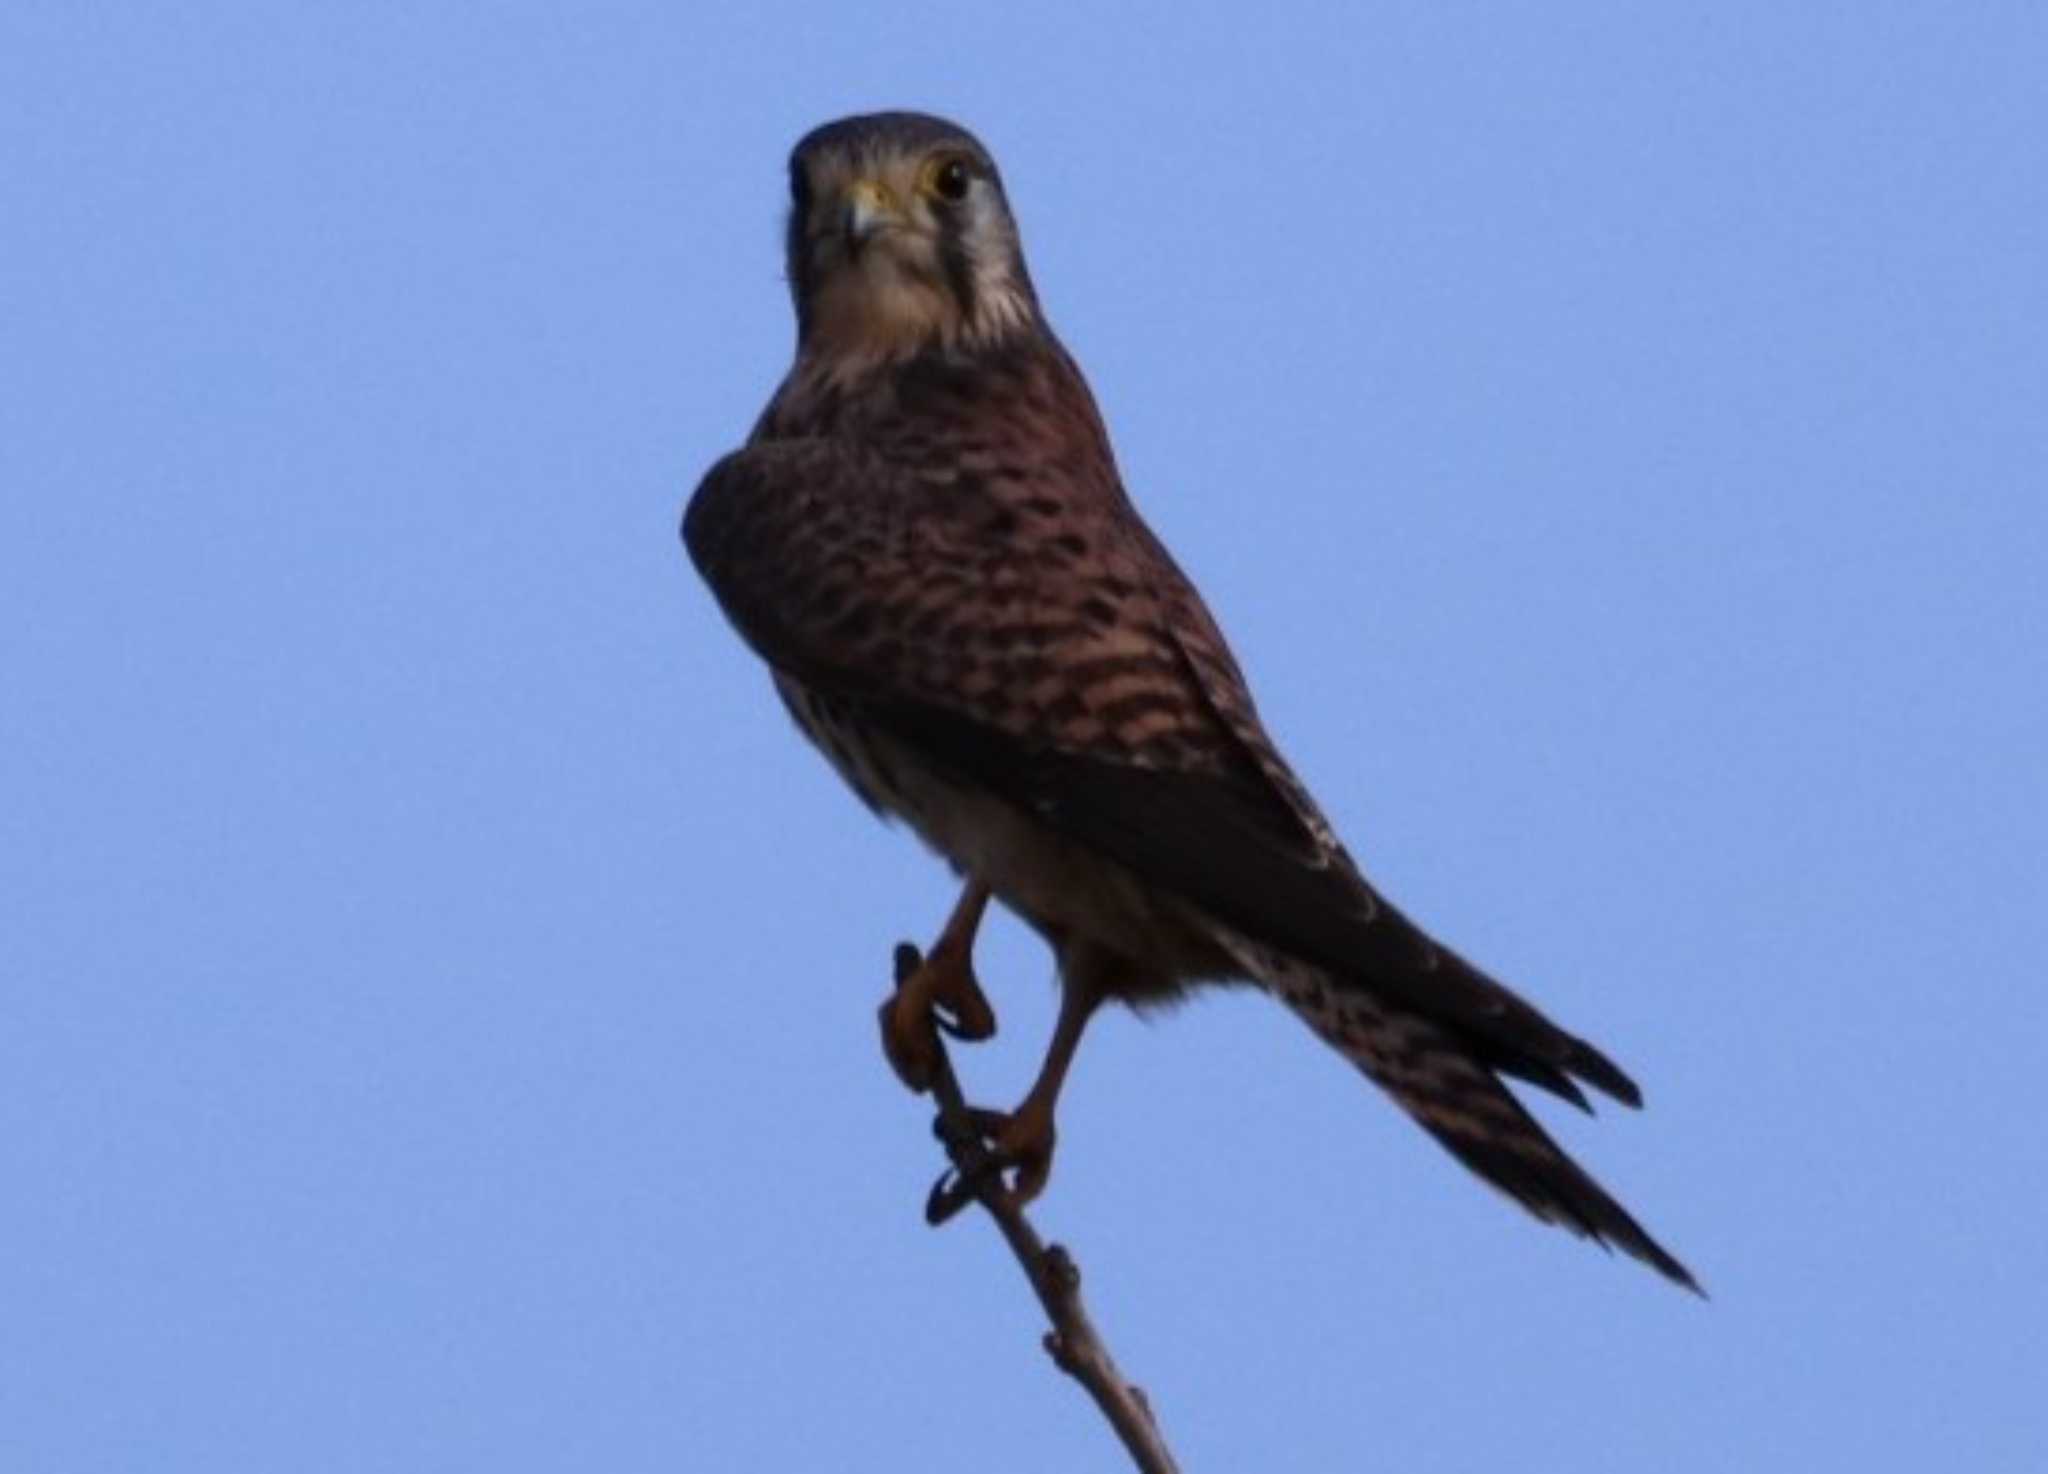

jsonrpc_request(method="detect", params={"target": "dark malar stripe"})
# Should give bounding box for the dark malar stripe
[939,230,978,326]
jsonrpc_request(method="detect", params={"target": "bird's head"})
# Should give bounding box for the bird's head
[783,112,1040,363]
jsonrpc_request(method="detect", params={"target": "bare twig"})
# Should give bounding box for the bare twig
[892,944,1181,1474]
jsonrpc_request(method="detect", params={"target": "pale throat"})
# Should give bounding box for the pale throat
[803,253,1035,375]
[807,264,958,362]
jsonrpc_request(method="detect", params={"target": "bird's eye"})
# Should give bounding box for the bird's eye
[926,156,973,203]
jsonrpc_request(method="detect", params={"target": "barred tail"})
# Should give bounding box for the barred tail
[1221,931,1700,1293]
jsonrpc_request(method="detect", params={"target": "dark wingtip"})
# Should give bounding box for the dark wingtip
[1423,1093,1698,1293]
[1566,1037,1644,1110]
[1557,1175,1701,1294]
[1495,1055,1595,1114]
[1539,1166,1700,1295]
[1635,1235,1706,1297]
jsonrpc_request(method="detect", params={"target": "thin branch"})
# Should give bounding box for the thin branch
[893,944,1181,1474]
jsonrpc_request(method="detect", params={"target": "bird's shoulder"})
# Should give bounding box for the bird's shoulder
[690,343,1259,776]
[688,337,1359,906]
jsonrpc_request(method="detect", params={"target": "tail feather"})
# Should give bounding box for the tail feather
[1352,896,1647,1112]
[1216,929,1699,1293]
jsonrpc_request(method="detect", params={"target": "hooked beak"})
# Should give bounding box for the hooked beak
[840,179,899,255]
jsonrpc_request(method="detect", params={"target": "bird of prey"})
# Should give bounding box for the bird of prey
[685,111,1695,1289]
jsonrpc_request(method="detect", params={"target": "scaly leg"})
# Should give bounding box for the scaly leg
[966,961,1107,1207]
[879,879,997,1092]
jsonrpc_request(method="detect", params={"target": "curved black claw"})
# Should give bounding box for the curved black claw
[925,1109,1023,1225]
[926,1166,978,1225]
[925,1150,1024,1226]
[931,1001,982,1041]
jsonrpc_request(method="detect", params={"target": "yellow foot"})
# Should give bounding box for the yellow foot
[964,1100,1058,1208]
[925,1096,1062,1225]
[880,940,998,1094]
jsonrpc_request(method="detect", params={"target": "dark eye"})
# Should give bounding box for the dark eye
[931,157,971,203]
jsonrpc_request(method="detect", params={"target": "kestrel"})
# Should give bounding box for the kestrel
[685,112,1695,1289]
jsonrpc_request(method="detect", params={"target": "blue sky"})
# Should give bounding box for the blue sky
[4,5,2044,1470]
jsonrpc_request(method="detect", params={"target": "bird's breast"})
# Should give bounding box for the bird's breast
[772,672,1228,986]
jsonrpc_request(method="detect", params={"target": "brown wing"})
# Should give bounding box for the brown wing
[685,437,1639,1110]
[684,436,1235,777]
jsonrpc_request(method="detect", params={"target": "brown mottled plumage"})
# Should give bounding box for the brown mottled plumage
[685,111,1696,1290]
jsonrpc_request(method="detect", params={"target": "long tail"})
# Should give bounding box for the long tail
[1216,929,1699,1292]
